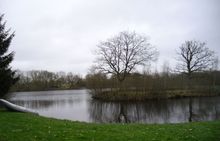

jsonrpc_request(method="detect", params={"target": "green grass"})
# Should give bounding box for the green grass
[0,109,220,141]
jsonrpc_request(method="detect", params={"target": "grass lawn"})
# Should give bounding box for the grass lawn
[0,109,220,141]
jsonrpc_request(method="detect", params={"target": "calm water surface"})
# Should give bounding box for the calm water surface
[6,89,220,123]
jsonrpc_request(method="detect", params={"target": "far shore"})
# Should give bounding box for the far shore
[7,88,220,101]
[91,89,220,101]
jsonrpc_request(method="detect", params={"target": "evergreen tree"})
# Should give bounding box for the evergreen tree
[0,14,19,98]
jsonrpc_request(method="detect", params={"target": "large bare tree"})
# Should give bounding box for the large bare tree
[176,40,215,122]
[176,40,215,78]
[95,31,158,82]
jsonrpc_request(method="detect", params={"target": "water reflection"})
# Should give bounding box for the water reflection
[89,97,220,123]
[191,98,220,121]
[6,90,220,123]
[89,99,187,123]
[7,90,85,110]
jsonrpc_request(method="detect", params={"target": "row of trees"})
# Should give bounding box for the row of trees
[86,70,220,90]
[11,69,220,93]
[11,71,84,91]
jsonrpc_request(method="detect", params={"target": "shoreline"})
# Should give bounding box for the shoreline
[8,88,220,101]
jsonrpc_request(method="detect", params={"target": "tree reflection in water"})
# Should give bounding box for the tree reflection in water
[6,90,84,111]
[191,98,220,121]
[88,97,220,123]
[5,90,220,123]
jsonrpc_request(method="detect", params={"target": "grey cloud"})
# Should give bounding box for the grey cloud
[1,0,219,75]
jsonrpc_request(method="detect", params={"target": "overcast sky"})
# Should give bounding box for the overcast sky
[1,0,220,75]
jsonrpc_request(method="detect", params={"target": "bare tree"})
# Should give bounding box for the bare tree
[176,40,215,78]
[66,72,82,88]
[162,60,171,77]
[176,41,215,122]
[211,57,219,71]
[95,31,158,82]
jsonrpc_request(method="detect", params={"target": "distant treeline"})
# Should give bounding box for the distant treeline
[11,70,220,96]
[86,71,220,90]
[11,70,85,91]
[86,70,220,100]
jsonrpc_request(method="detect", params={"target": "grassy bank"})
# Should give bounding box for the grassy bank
[0,109,220,141]
[92,88,220,101]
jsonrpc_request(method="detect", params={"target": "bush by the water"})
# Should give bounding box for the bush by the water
[87,71,220,101]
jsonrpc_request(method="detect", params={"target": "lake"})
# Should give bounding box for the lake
[6,89,220,123]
